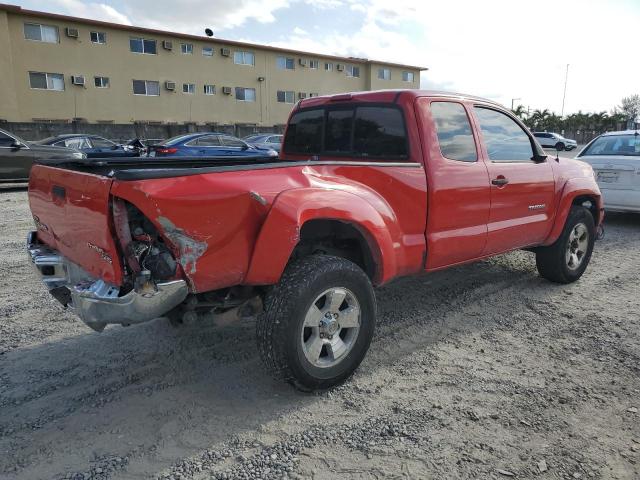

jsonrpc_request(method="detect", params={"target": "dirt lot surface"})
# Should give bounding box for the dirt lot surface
[1,187,639,480]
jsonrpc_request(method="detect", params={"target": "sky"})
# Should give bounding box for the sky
[15,0,640,115]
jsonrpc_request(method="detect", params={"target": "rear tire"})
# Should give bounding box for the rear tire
[536,206,595,283]
[555,141,566,151]
[257,255,376,391]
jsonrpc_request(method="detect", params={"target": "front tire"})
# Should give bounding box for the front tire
[536,206,595,283]
[555,141,566,151]
[257,255,376,391]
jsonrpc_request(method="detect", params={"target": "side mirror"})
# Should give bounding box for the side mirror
[241,144,249,150]
[111,144,120,150]
[11,141,24,150]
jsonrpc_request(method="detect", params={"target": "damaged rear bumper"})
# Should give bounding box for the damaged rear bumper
[27,231,188,331]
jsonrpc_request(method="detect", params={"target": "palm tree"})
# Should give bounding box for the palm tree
[530,109,550,130]
[511,104,528,120]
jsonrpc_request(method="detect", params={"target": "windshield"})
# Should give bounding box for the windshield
[581,134,640,156]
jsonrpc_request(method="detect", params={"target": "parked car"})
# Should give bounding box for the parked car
[243,134,283,153]
[27,90,602,391]
[34,134,138,158]
[149,133,278,159]
[577,130,640,212]
[533,132,578,151]
[0,128,85,182]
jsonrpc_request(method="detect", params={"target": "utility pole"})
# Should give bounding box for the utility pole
[561,64,569,117]
[511,97,521,110]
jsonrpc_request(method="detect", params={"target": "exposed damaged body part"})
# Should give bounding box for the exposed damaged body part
[156,216,207,276]
[27,89,605,390]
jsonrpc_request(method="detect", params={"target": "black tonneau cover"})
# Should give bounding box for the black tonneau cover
[35,156,422,181]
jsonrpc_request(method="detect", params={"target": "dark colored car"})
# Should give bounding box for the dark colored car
[150,133,278,158]
[0,128,85,182]
[243,134,283,153]
[34,134,139,158]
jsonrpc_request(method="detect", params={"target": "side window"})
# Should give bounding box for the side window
[353,106,407,158]
[430,102,477,162]
[474,107,534,162]
[325,109,353,153]
[221,136,245,147]
[0,132,15,147]
[65,137,91,149]
[91,137,115,148]
[283,109,324,154]
[197,135,221,146]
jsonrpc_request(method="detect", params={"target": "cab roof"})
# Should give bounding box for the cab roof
[297,89,503,110]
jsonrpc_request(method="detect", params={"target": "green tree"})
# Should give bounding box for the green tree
[530,109,550,130]
[619,94,640,124]
[511,104,528,120]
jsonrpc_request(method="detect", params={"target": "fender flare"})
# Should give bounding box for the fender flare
[243,187,403,286]
[543,177,602,246]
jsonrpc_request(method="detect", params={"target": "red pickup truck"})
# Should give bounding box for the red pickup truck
[27,90,603,390]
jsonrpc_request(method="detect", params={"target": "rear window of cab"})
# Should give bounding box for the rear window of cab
[283,104,408,159]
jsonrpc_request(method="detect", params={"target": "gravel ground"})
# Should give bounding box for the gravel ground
[0,186,639,480]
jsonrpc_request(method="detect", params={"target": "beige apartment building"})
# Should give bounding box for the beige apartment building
[0,4,426,127]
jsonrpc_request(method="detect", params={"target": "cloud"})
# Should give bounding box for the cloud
[49,0,292,33]
[273,0,640,114]
[33,0,640,113]
[52,0,132,25]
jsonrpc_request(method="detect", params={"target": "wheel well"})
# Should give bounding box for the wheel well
[290,220,376,280]
[572,195,599,225]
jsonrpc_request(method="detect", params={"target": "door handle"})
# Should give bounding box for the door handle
[491,177,509,186]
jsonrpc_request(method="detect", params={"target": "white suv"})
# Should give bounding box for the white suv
[533,132,578,151]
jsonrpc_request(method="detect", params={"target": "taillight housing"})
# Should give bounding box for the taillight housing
[155,147,178,155]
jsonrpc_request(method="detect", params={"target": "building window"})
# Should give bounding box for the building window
[183,83,195,94]
[325,62,333,71]
[202,47,214,57]
[346,65,360,78]
[235,87,256,101]
[309,59,319,69]
[90,31,106,44]
[276,56,295,70]
[130,37,157,55]
[378,68,391,80]
[276,90,295,103]
[402,71,415,82]
[29,72,64,91]
[94,76,109,88]
[234,51,255,66]
[181,43,193,54]
[132,79,160,96]
[204,84,216,95]
[24,23,59,43]
[309,92,319,97]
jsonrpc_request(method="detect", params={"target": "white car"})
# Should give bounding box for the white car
[577,130,640,213]
[533,132,578,151]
